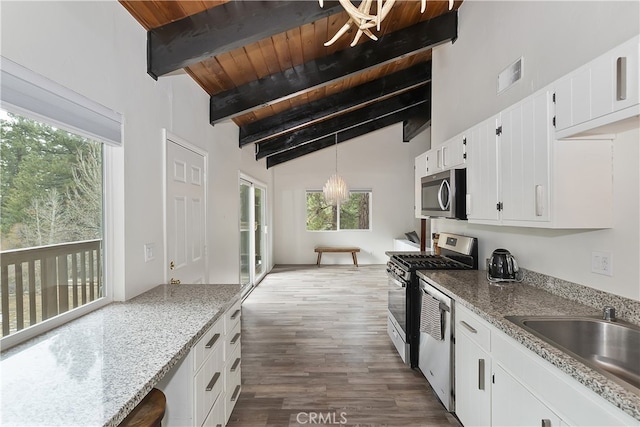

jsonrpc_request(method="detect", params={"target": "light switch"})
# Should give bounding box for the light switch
[144,243,155,262]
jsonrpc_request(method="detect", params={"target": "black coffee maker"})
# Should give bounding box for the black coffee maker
[487,249,523,282]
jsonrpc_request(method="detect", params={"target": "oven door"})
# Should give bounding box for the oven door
[388,274,408,339]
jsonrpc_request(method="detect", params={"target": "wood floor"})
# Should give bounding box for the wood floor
[227,265,461,427]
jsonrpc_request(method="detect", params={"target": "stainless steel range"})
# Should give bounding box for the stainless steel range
[386,233,478,369]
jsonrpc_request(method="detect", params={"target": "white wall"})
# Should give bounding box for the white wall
[273,123,429,264]
[431,1,640,300]
[0,1,274,300]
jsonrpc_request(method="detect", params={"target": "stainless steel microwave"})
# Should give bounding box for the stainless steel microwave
[421,169,467,219]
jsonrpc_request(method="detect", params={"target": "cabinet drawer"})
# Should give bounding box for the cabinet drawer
[224,366,242,424]
[225,319,241,362]
[226,345,241,385]
[202,392,225,427]
[456,304,491,352]
[225,300,242,335]
[193,317,224,373]
[194,344,224,426]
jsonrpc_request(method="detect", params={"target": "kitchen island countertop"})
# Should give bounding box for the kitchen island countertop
[0,283,241,427]
[417,269,640,422]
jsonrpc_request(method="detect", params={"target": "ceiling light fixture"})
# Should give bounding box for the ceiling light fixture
[323,134,349,206]
[319,0,454,47]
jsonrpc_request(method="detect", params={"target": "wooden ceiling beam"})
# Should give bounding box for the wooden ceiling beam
[403,103,432,142]
[239,62,432,146]
[210,11,457,124]
[147,1,345,79]
[256,86,429,160]
[266,103,428,168]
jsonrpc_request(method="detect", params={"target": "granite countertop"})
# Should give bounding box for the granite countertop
[417,270,640,422]
[0,283,241,427]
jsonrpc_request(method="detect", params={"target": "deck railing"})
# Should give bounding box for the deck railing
[0,239,102,337]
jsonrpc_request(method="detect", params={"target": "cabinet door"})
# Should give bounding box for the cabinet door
[441,136,465,170]
[465,116,500,223]
[500,90,551,223]
[425,149,439,176]
[492,364,563,427]
[455,330,491,427]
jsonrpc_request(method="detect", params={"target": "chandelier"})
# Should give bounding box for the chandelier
[323,135,349,205]
[319,0,453,47]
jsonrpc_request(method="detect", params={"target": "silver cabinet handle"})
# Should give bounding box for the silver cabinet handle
[230,333,241,345]
[206,372,220,391]
[205,333,220,349]
[231,357,241,372]
[478,359,485,390]
[231,309,241,320]
[535,185,544,216]
[541,419,551,427]
[460,320,477,334]
[230,384,241,402]
[617,57,627,101]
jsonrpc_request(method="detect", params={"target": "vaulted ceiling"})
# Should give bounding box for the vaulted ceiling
[119,1,461,167]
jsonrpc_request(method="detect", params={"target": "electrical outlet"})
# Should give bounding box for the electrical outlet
[144,243,155,262]
[591,251,613,276]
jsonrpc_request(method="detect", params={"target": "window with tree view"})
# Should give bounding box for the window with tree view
[0,110,104,337]
[306,191,371,231]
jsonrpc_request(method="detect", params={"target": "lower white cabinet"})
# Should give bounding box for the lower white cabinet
[492,364,563,427]
[454,304,492,427]
[454,304,638,427]
[158,299,241,427]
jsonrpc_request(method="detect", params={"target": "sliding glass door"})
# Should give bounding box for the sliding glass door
[239,176,267,296]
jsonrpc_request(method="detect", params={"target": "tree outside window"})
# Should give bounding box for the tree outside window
[306,190,371,231]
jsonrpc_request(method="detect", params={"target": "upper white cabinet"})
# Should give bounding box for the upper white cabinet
[465,115,500,223]
[555,35,639,139]
[425,133,466,177]
[466,88,613,229]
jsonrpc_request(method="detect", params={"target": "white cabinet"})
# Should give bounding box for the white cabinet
[555,35,639,139]
[453,303,638,427]
[465,88,613,229]
[425,134,466,177]
[158,300,241,427]
[492,364,563,427]
[454,305,492,427]
[465,115,500,223]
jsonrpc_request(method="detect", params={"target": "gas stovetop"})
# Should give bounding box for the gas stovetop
[393,254,472,271]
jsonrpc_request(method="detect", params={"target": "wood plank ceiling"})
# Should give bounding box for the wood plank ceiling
[119,0,462,168]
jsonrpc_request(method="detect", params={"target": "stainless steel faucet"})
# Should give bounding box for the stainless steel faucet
[602,306,616,321]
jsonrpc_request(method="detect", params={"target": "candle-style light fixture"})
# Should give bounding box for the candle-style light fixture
[319,0,453,47]
[323,134,349,206]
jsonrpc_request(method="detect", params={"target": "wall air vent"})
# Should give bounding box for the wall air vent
[497,57,523,94]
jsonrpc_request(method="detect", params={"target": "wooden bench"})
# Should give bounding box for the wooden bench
[314,246,360,267]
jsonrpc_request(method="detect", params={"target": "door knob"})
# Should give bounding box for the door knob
[170,278,181,285]
[170,261,175,270]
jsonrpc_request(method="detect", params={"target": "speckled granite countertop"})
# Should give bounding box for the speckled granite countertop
[0,284,241,427]
[417,270,640,421]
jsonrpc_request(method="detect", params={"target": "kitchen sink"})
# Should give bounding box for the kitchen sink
[505,315,640,394]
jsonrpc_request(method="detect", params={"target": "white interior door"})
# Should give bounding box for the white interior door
[166,134,207,284]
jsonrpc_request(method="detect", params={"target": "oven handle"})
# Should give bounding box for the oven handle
[388,274,407,288]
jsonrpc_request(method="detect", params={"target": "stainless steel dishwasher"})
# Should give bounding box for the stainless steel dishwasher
[418,277,454,411]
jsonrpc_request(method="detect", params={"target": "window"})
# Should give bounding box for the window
[306,190,372,231]
[0,57,121,348]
